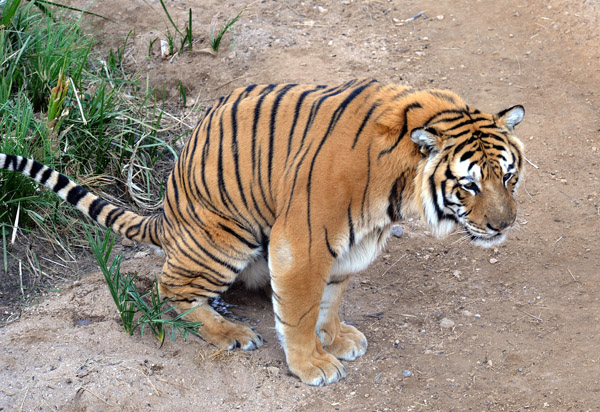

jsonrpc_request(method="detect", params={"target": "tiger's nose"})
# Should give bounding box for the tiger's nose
[486,222,511,232]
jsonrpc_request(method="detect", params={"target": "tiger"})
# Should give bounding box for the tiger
[0,78,525,386]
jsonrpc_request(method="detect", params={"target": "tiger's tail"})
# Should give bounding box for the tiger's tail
[0,154,163,247]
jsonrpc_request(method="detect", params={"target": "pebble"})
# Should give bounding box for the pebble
[391,225,404,237]
[489,258,498,264]
[266,366,280,377]
[121,238,134,247]
[440,318,455,329]
[402,370,412,377]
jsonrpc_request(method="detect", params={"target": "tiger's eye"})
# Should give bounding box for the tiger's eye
[462,182,480,194]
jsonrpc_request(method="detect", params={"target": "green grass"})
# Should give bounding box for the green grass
[0,3,182,275]
[152,1,243,57]
[87,228,201,344]
[209,10,243,52]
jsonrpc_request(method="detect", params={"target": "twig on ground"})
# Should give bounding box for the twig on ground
[567,268,581,287]
[525,156,539,169]
[18,383,30,412]
[381,254,407,276]
[405,11,425,22]
[79,386,114,406]
[517,308,543,322]
[156,377,193,390]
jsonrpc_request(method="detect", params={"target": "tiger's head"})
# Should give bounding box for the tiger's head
[410,104,525,247]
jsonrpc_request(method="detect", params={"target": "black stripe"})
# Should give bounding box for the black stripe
[1,154,11,169]
[178,222,243,274]
[352,103,378,149]
[423,109,466,127]
[378,102,423,158]
[268,84,297,188]
[283,141,313,219]
[459,150,476,163]
[251,84,277,170]
[324,227,337,258]
[387,175,405,221]
[53,174,70,193]
[250,189,271,227]
[429,160,446,222]
[66,185,88,206]
[360,144,372,219]
[167,262,232,288]
[430,115,466,125]
[17,156,28,172]
[347,203,355,247]
[256,145,275,218]
[285,86,326,166]
[29,160,43,180]
[88,198,108,221]
[217,116,236,213]
[230,96,249,210]
[200,109,216,201]
[39,168,52,185]
[125,223,142,239]
[218,223,259,249]
[167,247,230,282]
[105,208,125,227]
[427,90,457,105]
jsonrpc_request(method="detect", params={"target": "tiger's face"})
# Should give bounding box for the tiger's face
[411,105,525,247]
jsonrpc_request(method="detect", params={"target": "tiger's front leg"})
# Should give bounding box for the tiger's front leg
[269,228,346,386]
[316,275,368,361]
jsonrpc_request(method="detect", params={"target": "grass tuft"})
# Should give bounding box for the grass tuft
[86,228,202,344]
[209,10,243,52]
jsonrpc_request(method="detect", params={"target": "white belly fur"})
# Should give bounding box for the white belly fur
[330,226,390,276]
[238,226,391,289]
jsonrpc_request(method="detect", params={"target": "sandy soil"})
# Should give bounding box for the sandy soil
[1,0,599,410]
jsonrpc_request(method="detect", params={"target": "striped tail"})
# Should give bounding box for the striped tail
[0,154,163,246]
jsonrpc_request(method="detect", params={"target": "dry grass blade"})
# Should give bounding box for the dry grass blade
[78,386,114,406]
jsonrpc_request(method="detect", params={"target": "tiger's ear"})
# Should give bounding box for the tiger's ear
[497,105,524,131]
[410,127,441,155]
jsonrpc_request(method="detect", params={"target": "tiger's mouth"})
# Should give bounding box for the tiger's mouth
[462,221,510,247]
[468,231,507,247]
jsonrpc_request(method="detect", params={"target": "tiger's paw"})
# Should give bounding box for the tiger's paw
[319,322,368,361]
[202,322,264,351]
[288,350,346,386]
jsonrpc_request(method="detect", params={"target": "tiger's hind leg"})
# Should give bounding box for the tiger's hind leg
[158,226,264,351]
[316,275,367,361]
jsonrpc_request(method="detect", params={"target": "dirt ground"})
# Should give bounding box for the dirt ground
[1,0,599,410]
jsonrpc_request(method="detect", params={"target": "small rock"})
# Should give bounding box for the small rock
[121,238,135,247]
[440,318,455,329]
[266,366,280,377]
[489,258,498,264]
[390,225,404,237]
[462,310,473,317]
[402,370,412,377]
